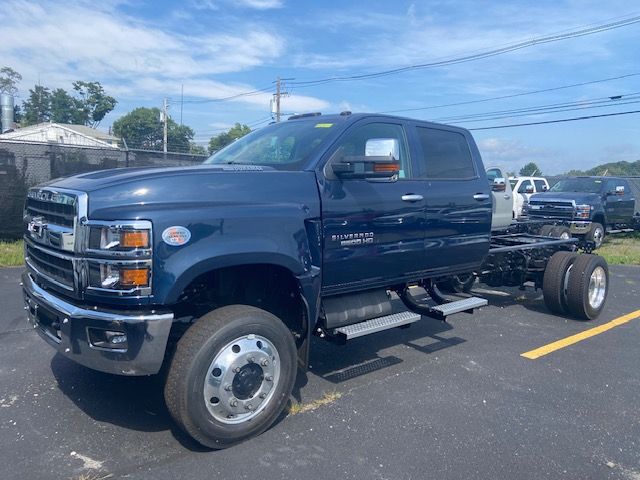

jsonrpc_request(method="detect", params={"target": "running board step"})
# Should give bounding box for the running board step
[334,311,421,340]
[431,296,488,317]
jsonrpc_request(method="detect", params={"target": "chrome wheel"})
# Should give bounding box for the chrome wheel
[592,226,604,247]
[588,266,607,309]
[203,334,280,424]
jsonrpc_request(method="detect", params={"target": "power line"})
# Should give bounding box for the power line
[287,13,640,87]
[433,92,640,123]
[467,109,640,130]
[379,72,640,115]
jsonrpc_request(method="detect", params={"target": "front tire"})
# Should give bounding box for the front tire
[585,222,605,249]
[165,305,297,448]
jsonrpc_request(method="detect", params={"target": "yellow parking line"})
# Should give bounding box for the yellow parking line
[521,309,640,360]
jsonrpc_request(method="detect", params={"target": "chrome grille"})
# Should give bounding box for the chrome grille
[25,240,74,290]
[25,194,76,228]
[24,187,84,294]
[528,201,575,220]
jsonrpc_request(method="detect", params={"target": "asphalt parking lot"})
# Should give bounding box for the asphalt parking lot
[1,265,639,480]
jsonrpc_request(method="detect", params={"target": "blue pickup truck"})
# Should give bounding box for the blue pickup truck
[22,113,610,448]
[526,176,637,248]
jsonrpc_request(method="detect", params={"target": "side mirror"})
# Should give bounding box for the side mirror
[365,138,399,158]
[333,155,400,180]
[492,177,506,192]
[542,185,548,192]
[525,185,535,194]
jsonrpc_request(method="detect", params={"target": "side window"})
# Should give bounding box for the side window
[330,122,412,178]
[518,180,533,193]
[486,168,504,184]
[533,179,547,192]
[415,127,476,179]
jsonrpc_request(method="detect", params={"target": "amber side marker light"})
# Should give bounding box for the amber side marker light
[120,268,150,287]
[373,163,400,173]
[120,230,150,248]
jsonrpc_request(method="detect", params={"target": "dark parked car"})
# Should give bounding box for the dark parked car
[526,176,636,247]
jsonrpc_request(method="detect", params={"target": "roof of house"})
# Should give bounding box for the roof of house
[0,122,120,148]
[62,124,119,142]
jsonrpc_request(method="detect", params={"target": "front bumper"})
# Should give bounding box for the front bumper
[22,272,173,376]
[568,221,591,234]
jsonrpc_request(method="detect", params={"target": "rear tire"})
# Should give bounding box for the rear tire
[585,222,605,249]
[539,225,554,237]
[543,252,578,315]
[550,226,571,239]
[436,274,475,293]
[566,255,609,320]
[165,305,297,449]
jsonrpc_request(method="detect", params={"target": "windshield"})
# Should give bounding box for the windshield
[204,120,336,170]
[549,178,604,194]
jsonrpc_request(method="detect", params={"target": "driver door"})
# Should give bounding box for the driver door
[319,120,427,294]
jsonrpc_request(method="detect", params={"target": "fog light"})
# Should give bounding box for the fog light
[88,327,128,350]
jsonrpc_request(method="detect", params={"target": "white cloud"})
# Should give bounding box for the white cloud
[191,0,282,10]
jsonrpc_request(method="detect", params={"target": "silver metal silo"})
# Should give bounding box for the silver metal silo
[1,93,15,133]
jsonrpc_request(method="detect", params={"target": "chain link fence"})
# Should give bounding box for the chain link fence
[0,140,206,239]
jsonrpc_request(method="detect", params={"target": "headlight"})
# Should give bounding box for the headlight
[88,223,151,252]
[575,204,591,219]
[84,220,153,295]
[94,264,150,289]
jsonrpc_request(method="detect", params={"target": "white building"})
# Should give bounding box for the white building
[0,122,120,148]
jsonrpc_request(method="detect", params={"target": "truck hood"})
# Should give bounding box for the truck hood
[529,191,602,205]
[41,165,321,220]
[43,164,278,193]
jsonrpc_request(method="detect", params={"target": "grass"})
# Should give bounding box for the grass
[598,232,640,265]
[0,240,23,267]
[288,391,342,415]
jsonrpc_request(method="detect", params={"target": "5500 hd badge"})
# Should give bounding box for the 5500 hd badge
[331,232,374,246]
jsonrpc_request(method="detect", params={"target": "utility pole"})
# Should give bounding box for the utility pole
[272,77,292,122]
[180,84,184,126]
[275,77,281,122]
[162,97,168,153]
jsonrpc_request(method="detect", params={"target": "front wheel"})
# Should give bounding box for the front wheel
[585,222,605,249]
[165,305,298,448]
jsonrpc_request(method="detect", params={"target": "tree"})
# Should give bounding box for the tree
[0,67,21,95]
[208,123,251,154]
[113,107,195,152]
[189,143,207,155]
[72,81,117,127]
[519,162,541,176]
[50,88,81,124]
[22,85,52,125]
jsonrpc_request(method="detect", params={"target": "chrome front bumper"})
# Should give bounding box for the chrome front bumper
[568,221,591,234]
[22,272,173,376]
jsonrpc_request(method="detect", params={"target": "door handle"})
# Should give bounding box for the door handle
[473,193,490,201]
[401,194,424,202]
[504,194,511,200]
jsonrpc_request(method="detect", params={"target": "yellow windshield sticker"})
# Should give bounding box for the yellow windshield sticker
[315,123,334,128]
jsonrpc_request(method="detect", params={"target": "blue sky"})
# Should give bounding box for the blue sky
[1,0,639,173]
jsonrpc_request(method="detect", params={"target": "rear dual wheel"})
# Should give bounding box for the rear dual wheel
[165,305,297,449]
[543,252,608,320]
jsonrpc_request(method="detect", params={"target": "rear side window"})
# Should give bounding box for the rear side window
[518,180,533,193]
[415,127,476,179]
[533,179,547,192]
